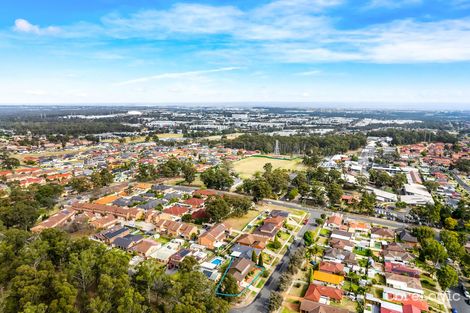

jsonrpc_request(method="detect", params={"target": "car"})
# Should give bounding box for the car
[303,218,308,225]
[451,308,457,313]
[464,289,470,299]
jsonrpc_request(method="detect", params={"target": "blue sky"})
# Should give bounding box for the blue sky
[1,0,470,107]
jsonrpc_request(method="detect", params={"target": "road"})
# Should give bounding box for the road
[231,214,317,313]
[265,199,407,229]
[452,172,470,193]
[449,286,469,313]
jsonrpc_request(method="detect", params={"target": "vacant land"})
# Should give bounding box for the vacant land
[224,209,261,231]
[232,156,304,179]
[200,132,243,141]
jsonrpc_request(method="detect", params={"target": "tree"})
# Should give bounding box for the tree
[303,231,315,246]
[437,265,458,290]
[358,192,376,214]
[440,230,465,261]
[444,217,458,230]
[181,162,196,184]
[271,236,282,250]
[267,291,283,312]
[179,256,199,273]
[68,177,93,193]
[422,238,447,265]
[251,250,258,263]
[219,274,239,298]
[327,183,343,206]
[258,252,264,267]
[201,166,233,190]
[205,196,231,223]
[286,188,299,201]
[412,226,435,243]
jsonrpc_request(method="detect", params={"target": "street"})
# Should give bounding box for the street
[449,286,469,313]
[230,214,318,313]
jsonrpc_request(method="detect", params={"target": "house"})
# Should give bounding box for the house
[72,202,143,220]
[383,250,414,264]
[184,197,205,208]
[152,242,180,263]
[300,301,352,313]
[95,226,130,244]
[263,215,285,228]
[230,244,261,260]
[194,189,217,197]
[155,219,198,240]
[131,239,161,258]
[384,262,420,278]
[237,233,269,250]
[198,223,230,250]
[228,258,255,283]
[319,261,344,275]
[329,238,354,251]
[323,248,354,262]
[304,284,343,303]
[326,213,343,228]
[330,230,353,241]
[371,227,395,239]
[348,221,370,233]
[253,220,281,239]
[385,273,423,295]
[312,271,344,285]
[270,210,289,218]
[397,229,418,247]
[113,234,143,250]
[89,215,118,229]
[384,242,406,253]
[31,209,75,232]
[163,205,189,217]
[168,248,193,269]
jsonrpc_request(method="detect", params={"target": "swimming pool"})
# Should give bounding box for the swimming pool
[210,257,224,266]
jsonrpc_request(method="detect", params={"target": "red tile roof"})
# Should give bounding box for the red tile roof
[304,284,343,302]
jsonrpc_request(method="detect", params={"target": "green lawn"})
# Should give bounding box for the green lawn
[320,229,331,237]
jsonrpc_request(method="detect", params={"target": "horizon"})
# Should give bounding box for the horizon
[1,0,470,106]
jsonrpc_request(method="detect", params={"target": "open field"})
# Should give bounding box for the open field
[102,133,184,143]
[232,155,304,179]
[224,208,261,231]
[200,132,243,141]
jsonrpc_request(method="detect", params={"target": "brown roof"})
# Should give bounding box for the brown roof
[300,301,351,313]
[131,238,160,255]
[228,258,255,282]
[319,261,344,274]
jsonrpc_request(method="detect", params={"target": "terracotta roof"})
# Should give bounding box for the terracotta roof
[184,197,205,208]
[304,284,343,302]
[163,205,189,216]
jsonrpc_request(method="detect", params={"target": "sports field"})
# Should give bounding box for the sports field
[232,156,304,179]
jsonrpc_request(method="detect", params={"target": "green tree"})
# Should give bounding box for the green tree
[182,162,196,184]
[327,182,343,205]
[437,265,458,290]
[267,291,283,312]
[205,196,231,223]
[200,166,233,190]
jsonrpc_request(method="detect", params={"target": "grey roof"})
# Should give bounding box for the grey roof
[231,244,260,259]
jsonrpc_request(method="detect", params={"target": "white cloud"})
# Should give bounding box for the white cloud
[13,18,60,35]
[114,67,240,86]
